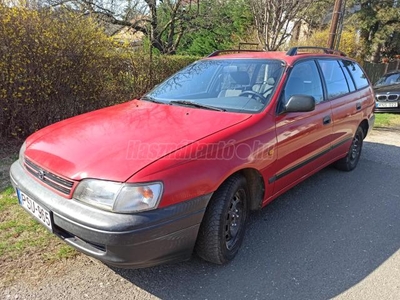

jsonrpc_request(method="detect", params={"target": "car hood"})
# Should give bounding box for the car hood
[374,83,400,94]
[25,100,251,182]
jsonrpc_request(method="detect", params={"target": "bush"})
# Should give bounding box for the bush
[0,6,198,138]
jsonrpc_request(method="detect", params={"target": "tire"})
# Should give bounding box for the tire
[195,174,249,265]
[334,126,364,171]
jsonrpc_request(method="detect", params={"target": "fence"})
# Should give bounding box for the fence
[363,60,400,84]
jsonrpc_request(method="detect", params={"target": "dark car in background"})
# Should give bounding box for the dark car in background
[374,71,400,112]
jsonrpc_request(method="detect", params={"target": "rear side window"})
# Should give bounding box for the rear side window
[318,60,349,99]
[342,60,369,89]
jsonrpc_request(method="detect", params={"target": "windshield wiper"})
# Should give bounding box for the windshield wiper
[140,95,166,104]
[170,100,226,111]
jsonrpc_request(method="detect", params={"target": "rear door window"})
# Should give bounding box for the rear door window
[318,59,350,99]
[339,60,356,92]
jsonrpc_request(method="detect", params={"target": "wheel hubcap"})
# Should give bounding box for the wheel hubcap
[225,190,244,250]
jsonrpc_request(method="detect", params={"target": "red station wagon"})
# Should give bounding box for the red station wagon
[10,47,375,268]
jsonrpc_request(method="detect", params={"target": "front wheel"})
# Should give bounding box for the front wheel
[195,174,249,264]
[334,126,364,171]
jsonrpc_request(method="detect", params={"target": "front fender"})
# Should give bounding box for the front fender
[128,115,278,208]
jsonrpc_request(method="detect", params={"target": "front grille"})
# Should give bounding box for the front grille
[24,158,74,196]
[376,94,399,101]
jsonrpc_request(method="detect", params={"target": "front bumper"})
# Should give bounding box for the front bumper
[10,161,211,268]
[374,107,400,113]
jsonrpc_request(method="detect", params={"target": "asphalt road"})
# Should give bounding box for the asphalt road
[2,128,400,300]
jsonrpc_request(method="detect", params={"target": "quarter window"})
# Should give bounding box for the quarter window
[318,60,349,99]
[342,60,369,89]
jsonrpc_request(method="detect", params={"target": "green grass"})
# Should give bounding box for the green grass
[0,186,15,210]
[374,113,400,128]
[51,244,78,260]
[0,186,79,283]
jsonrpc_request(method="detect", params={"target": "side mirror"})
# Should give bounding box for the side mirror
[284,95,316,113]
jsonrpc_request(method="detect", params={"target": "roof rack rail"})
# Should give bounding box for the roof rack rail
[208,49,265,57]
[286,46,347,57]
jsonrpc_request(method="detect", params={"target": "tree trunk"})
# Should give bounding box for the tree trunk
[370,43,382,63]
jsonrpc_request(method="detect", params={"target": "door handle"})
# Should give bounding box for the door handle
[323,115,331,125]
[356,102,362,110]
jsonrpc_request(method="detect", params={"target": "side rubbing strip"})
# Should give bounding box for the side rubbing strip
[268,138,352,184]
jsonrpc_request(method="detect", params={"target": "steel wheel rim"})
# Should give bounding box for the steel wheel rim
[224,189,245,250]
[350,134,361,161]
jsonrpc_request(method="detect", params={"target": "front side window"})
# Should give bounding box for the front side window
[318,59,349,99]
[283,60,324,104]
[145,59,284,113]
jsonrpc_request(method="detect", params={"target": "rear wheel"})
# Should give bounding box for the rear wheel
[195,174,248,264]
[334,126,364,171]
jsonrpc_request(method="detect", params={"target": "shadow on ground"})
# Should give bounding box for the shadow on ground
[95,141,400,299]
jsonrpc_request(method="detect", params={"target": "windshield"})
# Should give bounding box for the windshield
[145,59,284,113]
[375,72,400,87]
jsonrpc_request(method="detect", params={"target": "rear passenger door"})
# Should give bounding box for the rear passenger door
[272,60,332,195]
[317,59,368,157]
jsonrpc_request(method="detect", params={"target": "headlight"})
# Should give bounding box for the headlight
[19,141,26,165]
[73,179,163,213]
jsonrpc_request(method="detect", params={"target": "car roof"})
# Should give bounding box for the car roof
[204,47,352,66]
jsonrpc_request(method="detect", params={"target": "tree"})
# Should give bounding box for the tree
[248,0,314,51]
[349,0,400,62]
[302,0,334,31]
[178,0,254,56]
[145,0,202,54]
[46,0,202,54]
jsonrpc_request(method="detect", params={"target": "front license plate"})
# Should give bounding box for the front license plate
[17,189,53,231]
[377,102,398,108]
